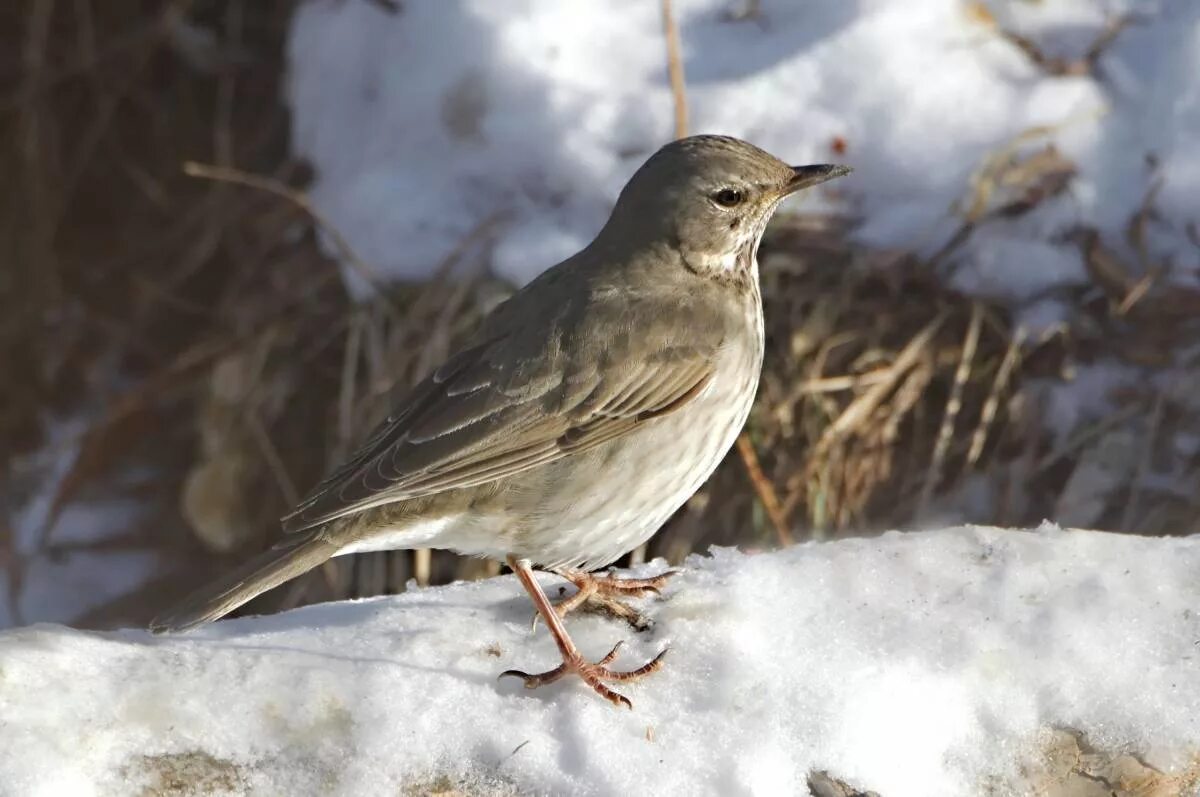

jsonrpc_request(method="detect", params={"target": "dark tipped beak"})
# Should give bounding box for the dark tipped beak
[786,163,852,194]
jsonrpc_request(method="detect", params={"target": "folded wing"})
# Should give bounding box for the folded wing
[281,313,719,533]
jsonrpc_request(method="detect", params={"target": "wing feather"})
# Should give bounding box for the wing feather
[281,285,726,534]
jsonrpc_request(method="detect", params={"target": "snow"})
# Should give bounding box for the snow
[1,418,160,630]
[3,525,1199,796]
[288,0,1200,297]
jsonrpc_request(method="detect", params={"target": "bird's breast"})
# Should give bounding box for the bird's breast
[507,292,764,570]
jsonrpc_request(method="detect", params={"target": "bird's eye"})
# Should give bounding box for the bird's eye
[713,188,744,208]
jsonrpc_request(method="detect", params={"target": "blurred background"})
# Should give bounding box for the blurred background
[2,0,1198,631]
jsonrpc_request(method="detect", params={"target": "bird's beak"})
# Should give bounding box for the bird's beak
[785,164,852,194]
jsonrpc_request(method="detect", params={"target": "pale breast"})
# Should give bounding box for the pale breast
[504,290,765,570]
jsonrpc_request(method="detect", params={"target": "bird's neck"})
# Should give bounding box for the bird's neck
[587,213,763,290]
[680,227,764,290]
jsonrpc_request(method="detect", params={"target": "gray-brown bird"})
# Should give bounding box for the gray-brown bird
[150,135,850,707]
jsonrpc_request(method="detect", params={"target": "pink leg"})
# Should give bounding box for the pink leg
[502,556,667,709]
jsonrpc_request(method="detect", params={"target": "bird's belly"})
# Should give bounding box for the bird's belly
[340,378,756,570]
[509,356,760,570]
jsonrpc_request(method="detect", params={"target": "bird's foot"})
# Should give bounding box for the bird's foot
[552,568,679,631]
[500,641,667,709]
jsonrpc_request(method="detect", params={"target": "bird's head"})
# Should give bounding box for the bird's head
[602,135,851,281]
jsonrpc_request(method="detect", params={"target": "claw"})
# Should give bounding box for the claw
[500,643,668,709]
[597,640,624,667]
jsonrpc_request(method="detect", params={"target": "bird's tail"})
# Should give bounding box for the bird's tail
[149,533,339,633]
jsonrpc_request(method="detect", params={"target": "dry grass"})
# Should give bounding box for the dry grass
[689,219,1023,548]
[2,2,1198,629]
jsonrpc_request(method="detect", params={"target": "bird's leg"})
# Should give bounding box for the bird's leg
[550,567,679,630]
[502,556,667,709]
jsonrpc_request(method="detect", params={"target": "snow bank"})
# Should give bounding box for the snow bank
[2,525,1198,796]
[288,0,1200,303]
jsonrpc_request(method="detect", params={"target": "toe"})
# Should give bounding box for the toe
[595,646,668,683]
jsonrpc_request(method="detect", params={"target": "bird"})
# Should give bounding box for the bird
[150,135,851,708]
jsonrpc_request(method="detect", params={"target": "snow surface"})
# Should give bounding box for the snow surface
[3,525,1199,796]
[288,0,1200,302]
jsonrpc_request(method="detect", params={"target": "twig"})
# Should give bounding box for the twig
[722,0,762,23]
[181,161,401,315]
[932,116,1093,268]
[995,14,1137,78]
[501,740,532,765]
[967,325,1025,466]
[1121,392,1165,533]
[796,315,944,530]
[1127,175,1164,274]
[337,312,366,459]
[212,1,243,168]
[798,370,892,395]
[415,208,510,295]
[880,357,936,520]
[44,268,341,468]
[414,547,431,587]
[737,434,793,546]
[918,303,982,518]
[357,548,387,598]
[1033,404,1143,474]
[20,0,57,297]
[776,330,863,415]
[1116,272,1156,317]
[245,409,300,507]
[0,15,165,113]
[819,313,946,445]
[2,517,26,627]
[661,0,689,140]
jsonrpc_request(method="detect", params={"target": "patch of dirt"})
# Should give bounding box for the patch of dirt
[1019,728,1200,797]
[400,771,523,797]
[808,769,880,797]
[125,750,247,797]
